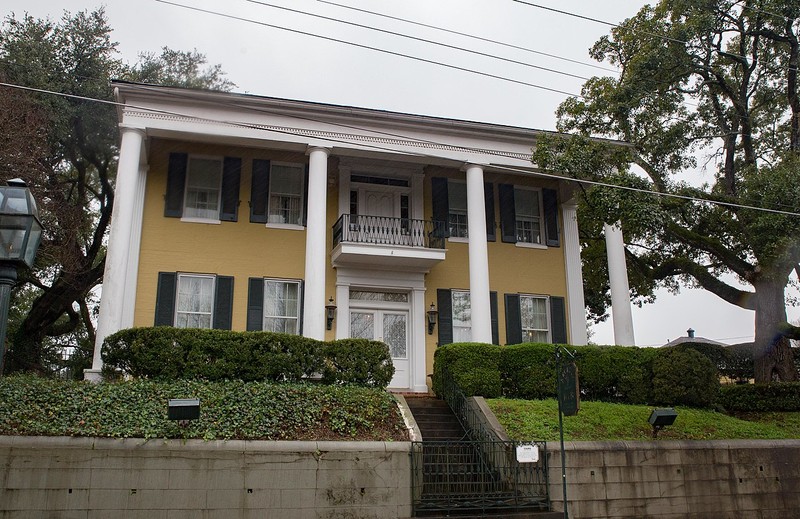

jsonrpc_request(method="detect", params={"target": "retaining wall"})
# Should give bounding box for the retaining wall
[0,436,412,519]
[547,439,800,519]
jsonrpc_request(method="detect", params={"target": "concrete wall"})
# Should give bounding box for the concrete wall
[0,436,412,519]
[547,440,800,519]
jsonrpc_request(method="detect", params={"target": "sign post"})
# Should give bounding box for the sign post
[555,347,579,519]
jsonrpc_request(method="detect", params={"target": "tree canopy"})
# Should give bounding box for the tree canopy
[0,8,232,375]
[534,0,800,382]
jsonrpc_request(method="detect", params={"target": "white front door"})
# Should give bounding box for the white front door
[350,309,409,389]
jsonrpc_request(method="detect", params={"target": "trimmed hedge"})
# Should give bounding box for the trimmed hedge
[719,382,800,412]
[102,328,393,389]
[432,343,501,398]
[434,341,722,408]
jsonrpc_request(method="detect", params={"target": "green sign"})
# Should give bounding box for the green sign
[558,361,580,416]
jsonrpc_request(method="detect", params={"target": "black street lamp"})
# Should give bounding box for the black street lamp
[0,179,43,376]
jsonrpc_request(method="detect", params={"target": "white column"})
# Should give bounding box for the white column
[334,283,349,340]
[562,200,588,345]
[604,222,635,346]
[86,127,145,381]
[303,147,330,340]
[465,164,492,343]
[412,288,428,392]
[121,163,148,328]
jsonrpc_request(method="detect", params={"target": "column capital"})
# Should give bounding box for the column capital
[118,125,147,137]
[461,163,483,173]
[306,146,331,157]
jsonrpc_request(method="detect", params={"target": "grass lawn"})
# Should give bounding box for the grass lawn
[487,398,800,441]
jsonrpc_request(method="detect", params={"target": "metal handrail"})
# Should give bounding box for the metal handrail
[332,214,445,249]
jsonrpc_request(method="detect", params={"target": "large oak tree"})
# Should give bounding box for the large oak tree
[534,0,800,382]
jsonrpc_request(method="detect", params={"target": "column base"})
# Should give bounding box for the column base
[83,369,103,383]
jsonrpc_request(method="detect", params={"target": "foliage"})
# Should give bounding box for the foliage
[321,339,394,388]
[432,343,501,398]
[652,348,719,407]
[488,398,800,441]
[719,382,800,413]
[0,375,407,441]
[499,343,556,400]
[574,345,655,404]
[0,9,232,374]
[534,0,800,383]
[102,328,394,389]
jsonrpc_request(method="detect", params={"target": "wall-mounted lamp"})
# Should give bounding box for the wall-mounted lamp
[648,408,677,439]
[427,303,438,335]
[325,297,337,330]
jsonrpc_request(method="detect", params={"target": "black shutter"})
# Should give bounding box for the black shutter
[485,183,496,242]
[220,157,241,222]
[213,276,234,330]
[165,153,188,218]
[543,188,560,247]
[505,293,522,345]
[247,278,264,331]
[154,272,177,326]
[431,177,449,238]
[250,159,270,223]
[499,184,516,243]
[302,164,310,227]
[298,281,305,335]
[550,296,567,344]
[490,291,499,345]
[436,289,453,346]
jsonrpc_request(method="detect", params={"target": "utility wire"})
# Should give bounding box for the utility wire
[246,0,592,81]
[154,0,580,98]
[316,0,619,74]
[3,79,799,218]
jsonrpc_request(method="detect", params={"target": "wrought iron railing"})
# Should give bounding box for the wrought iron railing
[411,368,550,515]
[332,214,445,249]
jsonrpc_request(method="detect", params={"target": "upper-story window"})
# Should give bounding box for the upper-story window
[184,157,222,220]
[268,164,305,225]
[514,188,543,245]
[448,181,468,238]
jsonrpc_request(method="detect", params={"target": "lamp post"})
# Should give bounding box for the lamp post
[0,179,43,376]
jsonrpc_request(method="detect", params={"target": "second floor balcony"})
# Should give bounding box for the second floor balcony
[331,214,446,271]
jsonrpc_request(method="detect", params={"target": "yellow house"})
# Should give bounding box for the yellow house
[85,81,599,392]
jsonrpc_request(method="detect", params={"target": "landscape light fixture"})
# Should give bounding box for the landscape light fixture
[648,408,678,439]
[427,303,438,335]
[168,398,200,427]
[0,179,43,376]
[325,297,337,330]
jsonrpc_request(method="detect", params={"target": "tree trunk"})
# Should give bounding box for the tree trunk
[752,279,798,383]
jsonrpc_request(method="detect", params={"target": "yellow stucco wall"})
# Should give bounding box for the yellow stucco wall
[135,140,568,379]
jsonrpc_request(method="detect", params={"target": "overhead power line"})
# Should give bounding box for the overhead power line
[154,0,580,98]
[2,80,799,218]
[246,0,592,81]
[316,0,619,74]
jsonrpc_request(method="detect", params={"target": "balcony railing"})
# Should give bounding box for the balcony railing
[333,214,445,249]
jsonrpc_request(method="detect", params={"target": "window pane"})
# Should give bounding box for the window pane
[185,158,221,219]
[452,291,471,342]
[514,189,539,217]
[448,182,467,212]
[263,279,301,334]
[350,290,408,303]
[269,165,304,224]
[175,275,214,329]
[350,312,375,340]
[520,295,548,342]
[384,314,407,358]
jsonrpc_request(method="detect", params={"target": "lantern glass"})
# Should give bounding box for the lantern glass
[0,216,31,262]
[24,219,42,267]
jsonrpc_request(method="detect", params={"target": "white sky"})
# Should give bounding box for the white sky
[5,0,795,346]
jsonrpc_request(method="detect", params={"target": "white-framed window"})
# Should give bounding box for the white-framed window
[514,188,543,245]
[452,290,472,342]
[520,294,549,343]
[268,163,304,225]
[184,156,223,220]
[263,279,301,334]
[448,181,468,238]
[175,273,215,329]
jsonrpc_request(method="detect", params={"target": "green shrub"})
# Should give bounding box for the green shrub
[433,343,501,398]
[575,345,654,404]
[718,382,800,412]
[499,343,556,399]
[321,339,394,388]
[652,348,719,407]
[723,343,755,381]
